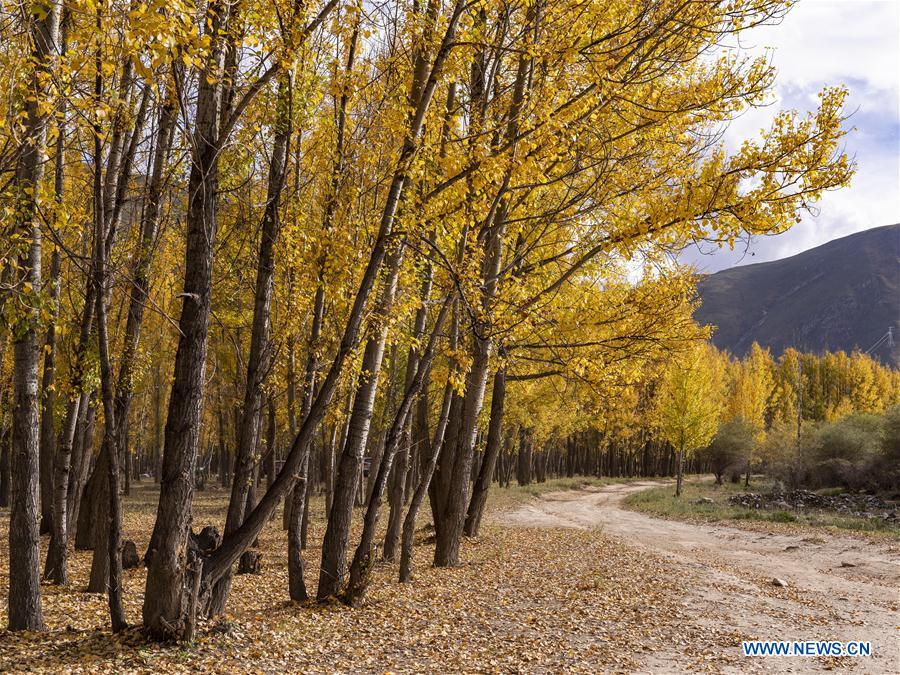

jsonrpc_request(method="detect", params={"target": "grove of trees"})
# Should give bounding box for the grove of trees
[0,0,860,640]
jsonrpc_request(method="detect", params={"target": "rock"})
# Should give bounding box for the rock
[728,489,892,518]
[121,540,140,569]
[772,577,788,587]
[784,545,799,551]
[237,550,262,574]
[840,561,856,568]
[694,497,715,505]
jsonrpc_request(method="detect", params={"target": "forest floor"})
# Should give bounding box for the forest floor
[0,480,896,673]
[499,481,900,673]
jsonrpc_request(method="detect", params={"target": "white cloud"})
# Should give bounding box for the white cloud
[683,0,900,272]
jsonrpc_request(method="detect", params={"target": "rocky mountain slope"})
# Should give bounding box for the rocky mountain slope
[695,223,899,365]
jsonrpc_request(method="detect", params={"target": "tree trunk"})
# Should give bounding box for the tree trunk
[517,429,533,486]
[464,366,505,537]
[52,48,148,585]
[45,281,94,580]
[265,397,276,489]
[287,280,324,597]
[211,74,291,617]
[142,31,225,635]
[399,376,454,583]
[68,393,95,534]
[432,25,531,565]
[218,407,229,488]
[317,246,405,600]
[345,298,451,604]
[9,314,46,630]
[383,241,435,561]
[364,344,400,504]
[196,0,464,620]
[284,13,358,538]
[282,337,298,529]
[287,471,307,601]
[93,140,128,630]
[38,246,61,536]
[39,80,68,535]
[0,407,10,508]
[324,418,340,513]
[382,428,408,562]
[675,446,684,497]
[433,331,492,567]
[152,364,163,483]
[7,0,61,631]
[111,91,175,491]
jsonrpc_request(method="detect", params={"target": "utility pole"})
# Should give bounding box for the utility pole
[796,357,803,447]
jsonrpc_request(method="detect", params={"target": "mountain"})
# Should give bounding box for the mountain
[694,224,900,366]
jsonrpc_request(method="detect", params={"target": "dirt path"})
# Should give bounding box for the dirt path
[498,481,900,673]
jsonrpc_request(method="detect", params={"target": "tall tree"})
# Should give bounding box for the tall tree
[658,344,722,497]
[6,0,62,631]
[143,0,340,638]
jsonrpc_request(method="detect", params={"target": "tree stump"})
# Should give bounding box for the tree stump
[237,551,262,575]
[193,525,221,553]
[121,540,140,569]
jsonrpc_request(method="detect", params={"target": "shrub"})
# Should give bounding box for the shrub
[764,409,900,491]
[807,414,884,490]
[877,405,900,489]
[699,418,753,484]
[760,421,806,487]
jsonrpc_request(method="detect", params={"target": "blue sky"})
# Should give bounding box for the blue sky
[682,0,900,272]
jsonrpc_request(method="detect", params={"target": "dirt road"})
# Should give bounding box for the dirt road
[498,481,900,673]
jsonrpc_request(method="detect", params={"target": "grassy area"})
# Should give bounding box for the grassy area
[623,480,900,539]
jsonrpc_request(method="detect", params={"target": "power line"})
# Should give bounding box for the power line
[864,327,894,355]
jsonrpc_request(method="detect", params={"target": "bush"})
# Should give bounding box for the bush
[759,422,804,487]
[699,418,753,484]
[764,409,900,492]
[806,414,886,490]
[878,405,900,489]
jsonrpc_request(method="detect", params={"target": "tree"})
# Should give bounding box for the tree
[723,343,774,485]
[658,344,722,496]
[4,0,63,632]
[143,0,340,638]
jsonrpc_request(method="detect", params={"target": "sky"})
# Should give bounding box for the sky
[682,0,900,272]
